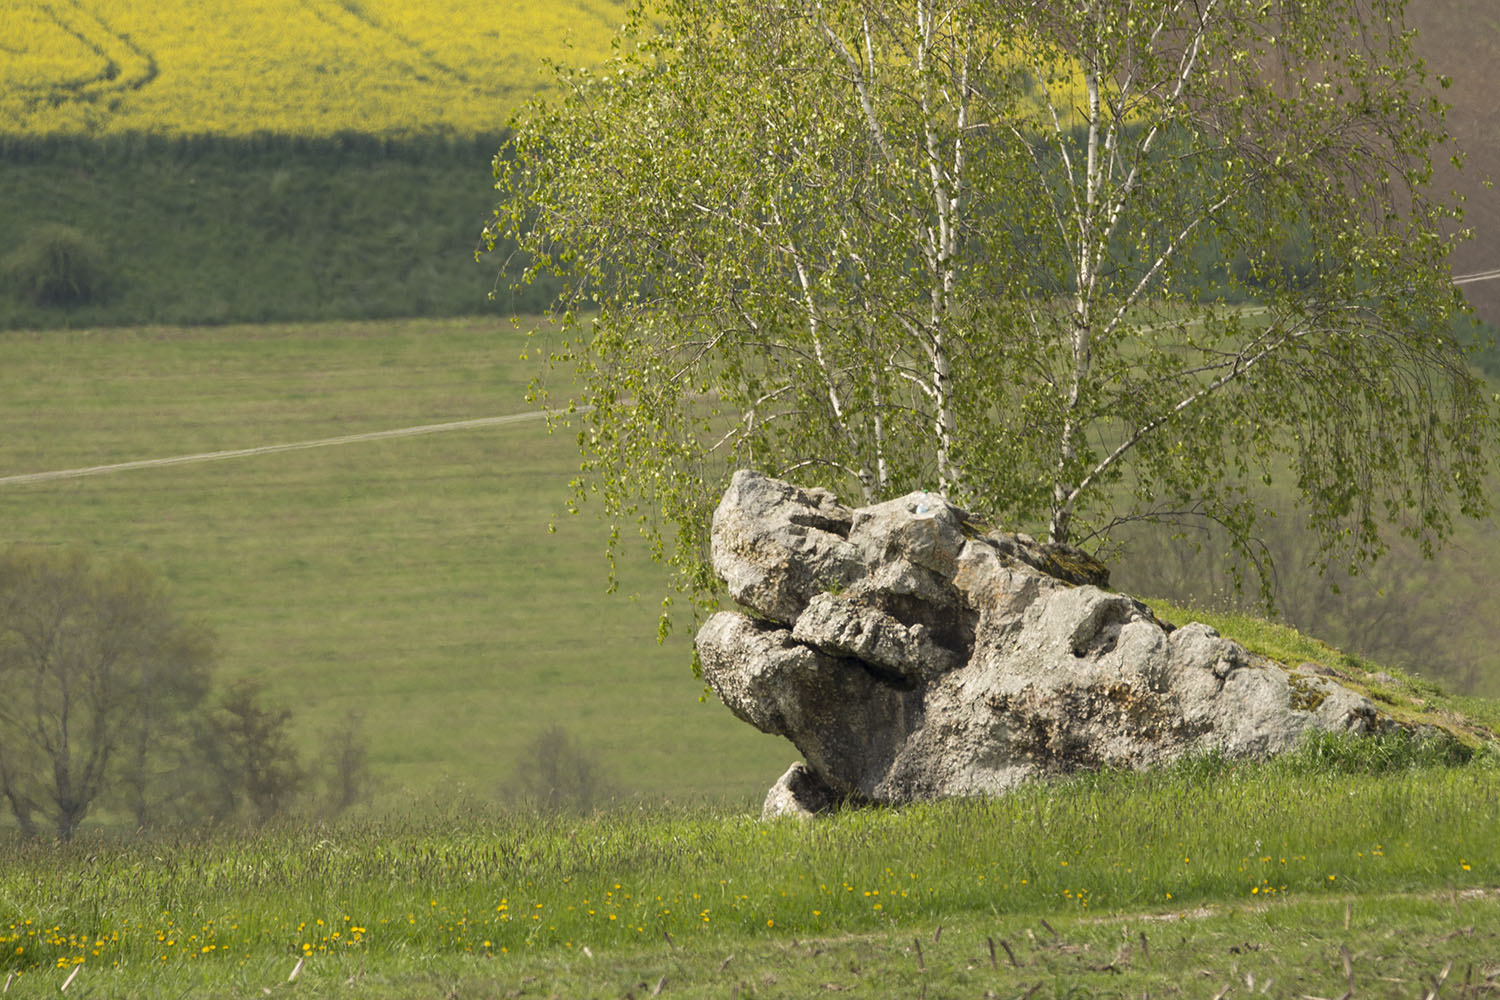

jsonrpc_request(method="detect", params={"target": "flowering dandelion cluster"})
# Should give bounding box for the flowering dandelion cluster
[1,870,929,978]
[6,834,1486,981]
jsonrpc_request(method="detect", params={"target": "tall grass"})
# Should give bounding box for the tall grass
[4,742,1495,986]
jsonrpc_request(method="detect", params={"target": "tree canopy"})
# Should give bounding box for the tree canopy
[0,547,213,839]
[489,0,1493,614]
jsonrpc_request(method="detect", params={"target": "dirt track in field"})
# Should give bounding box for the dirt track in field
[0,408,585,487]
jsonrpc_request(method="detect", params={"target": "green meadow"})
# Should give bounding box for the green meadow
[2,746,1497,997]
[0,317,789,811]
[5,315,1500,822]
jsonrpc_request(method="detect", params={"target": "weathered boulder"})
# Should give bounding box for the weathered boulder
[698,470,1394,813]
[707,472,863,623]
[762,762,840,819]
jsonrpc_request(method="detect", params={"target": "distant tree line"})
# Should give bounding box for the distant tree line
[0,546,371,840]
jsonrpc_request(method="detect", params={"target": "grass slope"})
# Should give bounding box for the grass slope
[4,316,1498,997]
[0,317,789,813]
[1145,599,1500,746]
[2,749,1497,996]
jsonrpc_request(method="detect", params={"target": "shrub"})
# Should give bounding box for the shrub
[3,223,110,307]
[504,725,615,813]
[317,710,373,818]
[197,680,306,825]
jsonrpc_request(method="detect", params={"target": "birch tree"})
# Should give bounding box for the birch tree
[489,0,1491,614]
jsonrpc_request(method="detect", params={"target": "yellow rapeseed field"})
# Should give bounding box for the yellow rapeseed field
[0,0,626,136]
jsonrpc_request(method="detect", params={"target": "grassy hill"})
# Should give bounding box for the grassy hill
[0,317,791,814]
[3,10,1497,992]
[2,1,1499,821]
[1,315,1498,831]
[3,315,1497,996]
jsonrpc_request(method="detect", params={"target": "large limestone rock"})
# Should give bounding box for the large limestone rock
[697,470,1392,817]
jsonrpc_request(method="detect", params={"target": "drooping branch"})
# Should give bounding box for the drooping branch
[1056,316,1317,538]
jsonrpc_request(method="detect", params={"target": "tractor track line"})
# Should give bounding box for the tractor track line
[0,408,589,487]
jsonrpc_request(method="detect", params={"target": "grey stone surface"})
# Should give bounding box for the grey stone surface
[699,470,1395,807]
[761,762,841,819]
[709,471,863,623]
[792,592,962,682]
